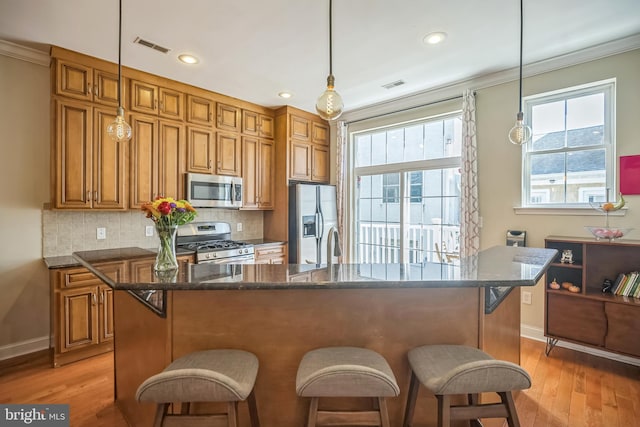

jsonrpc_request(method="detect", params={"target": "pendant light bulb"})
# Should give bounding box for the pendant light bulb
[107,107,132,141]
[508,111,532,145]
[107,0,131,142]
[508,0,531,145]
[316,75,344,120]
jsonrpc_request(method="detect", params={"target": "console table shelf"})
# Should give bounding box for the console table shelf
[545,236,640,359]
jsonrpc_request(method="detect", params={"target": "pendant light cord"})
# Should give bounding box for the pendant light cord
[329,0,333,77]
[117,0,123,108]
[518,0,524,113]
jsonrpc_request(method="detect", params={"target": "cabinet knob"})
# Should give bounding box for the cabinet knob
[209,160,212,170]
[87,83,91,96]
[92,292,97,305]
[94,85,99,97]
[94,191,98,201]
[87,190,91,202]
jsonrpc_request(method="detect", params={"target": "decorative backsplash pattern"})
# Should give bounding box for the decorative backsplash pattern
[42,208,264,257]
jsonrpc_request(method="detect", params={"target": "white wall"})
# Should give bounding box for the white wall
[0,53,51,354]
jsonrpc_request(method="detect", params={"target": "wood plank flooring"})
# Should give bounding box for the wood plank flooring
[0,338,638,427]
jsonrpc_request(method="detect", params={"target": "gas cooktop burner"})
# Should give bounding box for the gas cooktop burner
[187,240,251,251]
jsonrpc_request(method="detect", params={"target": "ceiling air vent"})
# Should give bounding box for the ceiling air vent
[133,37,171,54]
[382,80,405,89]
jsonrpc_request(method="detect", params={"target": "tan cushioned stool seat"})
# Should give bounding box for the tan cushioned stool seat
[408,345,531,395]
[296,346,400,397]
[136,349,259,403]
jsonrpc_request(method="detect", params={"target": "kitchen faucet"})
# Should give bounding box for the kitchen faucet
[326,226,342,265]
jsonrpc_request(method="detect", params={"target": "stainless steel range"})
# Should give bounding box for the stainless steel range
[177,222,254,264]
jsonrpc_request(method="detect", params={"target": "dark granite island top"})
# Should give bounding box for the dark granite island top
[73,245,556,291]
[87,245,556,427]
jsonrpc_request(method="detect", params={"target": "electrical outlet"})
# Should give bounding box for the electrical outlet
[522,291,532,305]
[236,223,243,232]
[96,227,106,240]
[145,225,154,237]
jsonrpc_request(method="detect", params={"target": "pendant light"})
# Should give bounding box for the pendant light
[508,0,532,145]
[315,0,344,121]
[106,0,132,142]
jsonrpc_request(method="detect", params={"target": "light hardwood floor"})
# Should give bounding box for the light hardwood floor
[0,338,638,427]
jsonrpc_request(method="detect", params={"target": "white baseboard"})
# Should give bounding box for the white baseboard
[521,324,640,367]
[0,336,50,361]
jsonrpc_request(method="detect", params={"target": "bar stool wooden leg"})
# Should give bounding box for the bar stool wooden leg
[501,392,520,427]
[307,397,319,427]
[436,395,451,427]
[227,401,238,427]
[247,389,261,427]
[402,371,420,427]
[153,403,168,427]
[378,397,391,427]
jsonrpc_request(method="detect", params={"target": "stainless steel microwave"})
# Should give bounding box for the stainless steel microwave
[186,173,242,208]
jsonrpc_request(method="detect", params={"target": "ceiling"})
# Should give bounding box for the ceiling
[1,0,639,115]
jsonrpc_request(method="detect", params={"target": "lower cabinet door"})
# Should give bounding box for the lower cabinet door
[60,287,99,352]
[547,293,606,347]
[99,285,114,343]
[605,302,640,357]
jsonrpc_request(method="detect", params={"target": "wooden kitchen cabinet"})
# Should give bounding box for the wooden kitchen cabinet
[55,58,120,107]
[242,109,274,139]
[51,263,124,367]
[53,100,127,209]
[242,137,274,209]
[286,111,330,183]
[544,236,640,358]
[130,78,184,121]
[186,94,215,126]
[216,132,242,176]
[129,113,186,207]
[254,242,286,264]
[186,126,215,174]
[217,102,241,132]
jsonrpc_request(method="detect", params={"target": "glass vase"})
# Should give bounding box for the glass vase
[154,223,178,272]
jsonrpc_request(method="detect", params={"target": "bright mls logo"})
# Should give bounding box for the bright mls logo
[0,405,69,427]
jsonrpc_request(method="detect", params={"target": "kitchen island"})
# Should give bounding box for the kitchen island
[74,245,556,427]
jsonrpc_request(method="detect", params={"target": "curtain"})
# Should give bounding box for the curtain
[335,120,348,261]
[460,90,480,258]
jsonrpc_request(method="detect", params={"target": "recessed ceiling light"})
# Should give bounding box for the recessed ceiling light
[178,54,199,64]
[423,32,447,45]
[278,91,292,99]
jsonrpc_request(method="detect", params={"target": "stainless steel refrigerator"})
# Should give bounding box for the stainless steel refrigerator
[288,183,339,265]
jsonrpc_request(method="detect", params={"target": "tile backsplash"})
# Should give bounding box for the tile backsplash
[42,208,264,257]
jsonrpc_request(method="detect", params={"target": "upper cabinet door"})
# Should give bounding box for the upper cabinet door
[259,115,274,139]
[312,122,329,146]
[54,99,93,209]
[186,126,215,174]
[130,79,159,115]
[158,87,184,121]
[242,110,259,136]
[93,107,127,209]
[290,115,311,141]
[92,69,120,107]
[216,132,242,176]
[217,103,241,132]
[56,60,93,101]
[187,95,215,126]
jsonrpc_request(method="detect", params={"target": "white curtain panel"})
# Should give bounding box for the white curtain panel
[461,90,480,258]
[336,120,348,261]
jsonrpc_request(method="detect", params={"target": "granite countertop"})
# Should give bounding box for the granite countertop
[72,245,557,291]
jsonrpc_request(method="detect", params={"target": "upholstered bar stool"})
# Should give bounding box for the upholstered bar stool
[136,349,260,427]
[296,346,400,427]
[402,345,531,427]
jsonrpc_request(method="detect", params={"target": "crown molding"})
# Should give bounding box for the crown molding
[343,33,640,125]
[0,39,50,67]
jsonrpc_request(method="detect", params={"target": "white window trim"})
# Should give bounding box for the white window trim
[520,78,616,210]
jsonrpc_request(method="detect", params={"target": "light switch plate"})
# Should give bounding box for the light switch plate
[522,291,532,305]
[145,225,154,237]
[236,223,243,232]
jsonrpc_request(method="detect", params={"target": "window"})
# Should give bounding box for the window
[522,80,615,207]
[352,113,461,264]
